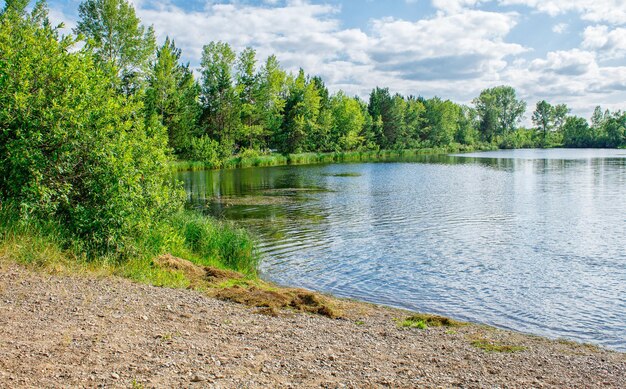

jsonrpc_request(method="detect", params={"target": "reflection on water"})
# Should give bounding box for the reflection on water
[177,149,626,351]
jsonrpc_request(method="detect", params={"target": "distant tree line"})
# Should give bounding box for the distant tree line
[1,0,625,255]
[73,0,626,164]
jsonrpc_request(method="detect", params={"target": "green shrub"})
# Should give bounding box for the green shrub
[189,136,223,168]
[0,3,183,256]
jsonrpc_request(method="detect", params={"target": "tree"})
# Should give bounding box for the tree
[258,55,287,150]
[329,92,365,151]
[423,98,460,146]
[553,104,569,132]
[200,41,239,151]
[0,1,181,253]
[603,111,626,148]
[456,106,479,145]
[235,47,264,149]
[474,86,526,141]
[74,0,156,90]
[145,37,200,155]
[562,116,592,148]
[532,100,554,144]
[279,69,321,153]
[368,88,406,148]
[401,97,426,147]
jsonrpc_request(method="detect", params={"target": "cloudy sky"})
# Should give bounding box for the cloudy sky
[47,0,626,120]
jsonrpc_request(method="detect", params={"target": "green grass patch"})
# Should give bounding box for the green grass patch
[398,313,464,329]
[0,205,258,288]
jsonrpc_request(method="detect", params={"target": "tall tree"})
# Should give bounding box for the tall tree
[145,37,200,155]
[258,55,287,150]
[532,100,554,144]
[1,0,180,251]
[423,98,460,146]
[235,47,263,148]
[474,86,526,141]
[279,69,320,153]
[74,0,156,92]
[562,116,592,147]
[329,92,365,151]
[200,41,239,151]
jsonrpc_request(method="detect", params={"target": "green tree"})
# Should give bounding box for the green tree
[403,97,426,147]
[603,111,626,148]
[74,0,156,92]
[423,98,460,146]
[258,55,287,150]
[279,69,321,153]
[145,37,200,155]
[0,1,181,254]
[235,47,264,149]
[329,92,365,151]
[456,106,479,145]
[562,116,592,147]
[532,100,554,145]
[200,41,239,152]
[474,86,526,141]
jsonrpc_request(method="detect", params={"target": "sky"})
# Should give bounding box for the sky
[43,0,626,121]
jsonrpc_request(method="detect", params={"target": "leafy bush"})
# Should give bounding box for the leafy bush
[0,3,183,256]
[189,136,223,168]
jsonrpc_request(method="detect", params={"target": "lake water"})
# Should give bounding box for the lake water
[177,149,626,351]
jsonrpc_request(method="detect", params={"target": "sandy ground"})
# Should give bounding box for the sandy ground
[0,264,624,388]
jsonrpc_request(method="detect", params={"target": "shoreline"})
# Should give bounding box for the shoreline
[1,260,624,388]
[168,145,498,172]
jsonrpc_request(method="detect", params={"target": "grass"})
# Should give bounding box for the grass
[470,338,526,353]
[168,144,497,172]
[0,205,258,289]
[0,204,341,318]
[398,313,464,329]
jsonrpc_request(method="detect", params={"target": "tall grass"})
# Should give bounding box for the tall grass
[0,204,258,287]
[169,143,496,172]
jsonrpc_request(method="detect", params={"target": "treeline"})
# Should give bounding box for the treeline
[62,1,626,168]
[1,0,625,260]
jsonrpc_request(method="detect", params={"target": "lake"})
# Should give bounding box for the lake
[176,149,626,351]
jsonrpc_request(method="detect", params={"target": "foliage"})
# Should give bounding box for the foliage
[145,37,200,155]
[74,0,156,92]
[473,86,526,142]
[0,2,182,255]
[189,136,223,168]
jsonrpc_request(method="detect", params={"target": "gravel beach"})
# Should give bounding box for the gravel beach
[0,264,624,388]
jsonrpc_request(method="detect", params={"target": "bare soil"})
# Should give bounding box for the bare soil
[0,263,624,388]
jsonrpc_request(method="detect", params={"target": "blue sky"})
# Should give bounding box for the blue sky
[45,0,626,120]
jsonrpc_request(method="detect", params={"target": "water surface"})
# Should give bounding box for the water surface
[177,149,626,350]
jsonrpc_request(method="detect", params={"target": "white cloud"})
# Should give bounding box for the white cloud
[582,25,626,59]
[500,0,626,25]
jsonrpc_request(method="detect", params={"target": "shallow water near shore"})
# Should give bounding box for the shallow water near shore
[176,149,626,351]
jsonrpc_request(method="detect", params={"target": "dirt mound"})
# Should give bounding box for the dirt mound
[216,285,340,318]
